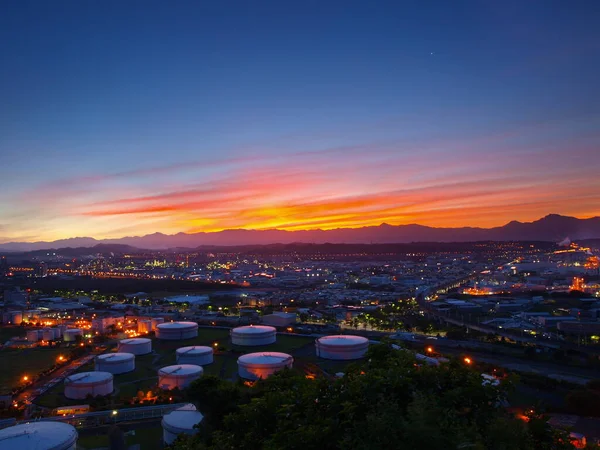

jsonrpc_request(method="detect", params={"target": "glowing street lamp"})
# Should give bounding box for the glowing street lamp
[426,346,433,354]
[463,357,472,365]
[22,375,29,382]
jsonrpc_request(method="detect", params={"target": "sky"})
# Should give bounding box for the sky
[1,0,599,243]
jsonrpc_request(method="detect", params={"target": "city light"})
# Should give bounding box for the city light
[463,357,472,365]
[58,355,64,361]
[426,346,433,353]
[22,375,29,382]
[112,410,118,415]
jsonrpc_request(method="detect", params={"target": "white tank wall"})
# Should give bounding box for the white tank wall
[42,328,59,341]
[0,422,78,450]
[27,329,41,342]
[137,320,152,334]
[237,353,293,380]
[231,326,277,346]
[64,373,113,399]
[118,338,152,355]
[63,329,83,342]
[162,405,204,445]
[158,366,203,390]
[156,322,198,340]
[95,354,135,374]
[315,336,369,360]
[176,347,214,366]
[151,317,165,330]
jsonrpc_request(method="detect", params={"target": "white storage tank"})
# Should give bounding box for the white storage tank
[231,325,276,346]
[118,338,152,355]
[95,353,135,374]
[156,321,198,340]
[0,422,78,450]
[3,311,23,325]
[42,328,59,341]
[63,328,83,342]
[64,372,113,399]
[237,352,293,380]
[315,335,369,360]
[176,346,214,365]
[151,317,165,330]
[162,403,204,445]
[27,329,42,342]
[137,320,152,334]
[158,365,203,390]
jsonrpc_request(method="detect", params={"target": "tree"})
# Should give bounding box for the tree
[176,345,581,450]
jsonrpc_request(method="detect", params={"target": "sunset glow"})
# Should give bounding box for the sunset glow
[1,2,599,243]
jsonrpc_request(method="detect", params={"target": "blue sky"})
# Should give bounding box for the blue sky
[0,0,599,242]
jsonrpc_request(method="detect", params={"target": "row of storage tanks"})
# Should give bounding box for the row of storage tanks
[62,322,371,399]
[26,327,84,342]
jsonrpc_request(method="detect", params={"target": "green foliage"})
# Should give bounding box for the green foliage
[175,345,580,450]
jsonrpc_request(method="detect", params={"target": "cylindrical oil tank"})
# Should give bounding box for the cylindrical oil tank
[156,322,198,340]
[42,328,59,341]
[4,311,23,325]
[63,328,83,342]
[315,335,369,360]
[176,346,214,365]
[118,338,152,355]
[95,353,135,374]
[158,365,203,390]
[0,422,78,450]
[151,317,165,330]
[137,320,152,334]
[27,329,42,342]
[231,325,276,346]
[64,372,113,399]
[162,403,204,445]
[237,352,293,380]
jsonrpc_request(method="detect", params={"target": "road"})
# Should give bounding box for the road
[16,353,97,408]
[398,333,598,385]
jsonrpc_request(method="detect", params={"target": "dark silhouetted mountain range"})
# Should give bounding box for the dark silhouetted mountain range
[1,214,599,252]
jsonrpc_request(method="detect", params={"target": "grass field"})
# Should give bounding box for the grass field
[0,347,65,392]
[78,425,163,450]
[34,330,345,409]
[0,326,26,343]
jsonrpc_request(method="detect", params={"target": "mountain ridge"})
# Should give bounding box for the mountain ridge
[1,214,599,252]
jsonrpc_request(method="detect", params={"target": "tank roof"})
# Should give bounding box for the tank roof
[238,352,293,366]
[317,335,369,346]
[0,422,78,450]
[157,321,198,329]
[120,338,151,344]
[159,365,203,376]
[176,346,213,355]
[162,404,204,432]
[65,371,113,384]
[232,325,276,334]
[64,328,82,333]
[96,352,134,362]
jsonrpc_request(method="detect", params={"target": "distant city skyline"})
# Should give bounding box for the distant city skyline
[1,1,599,243]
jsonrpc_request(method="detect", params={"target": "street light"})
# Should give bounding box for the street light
[426,346,433,354]
[22,376,29,382]
[463,357,472,365]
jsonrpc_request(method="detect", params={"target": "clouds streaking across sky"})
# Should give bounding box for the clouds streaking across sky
[1,1,599,243]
